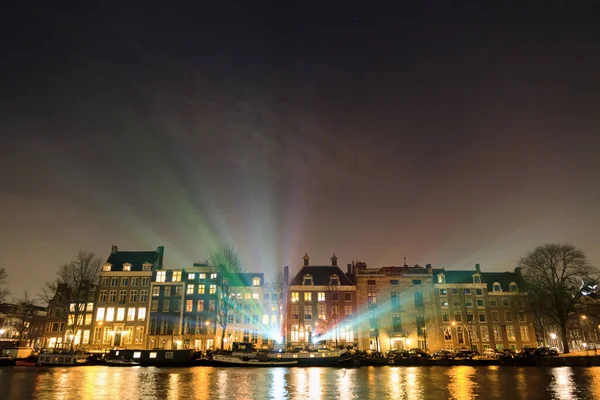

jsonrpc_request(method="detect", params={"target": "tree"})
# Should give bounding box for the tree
[13,291,37,344]
[519,243,598,354]
[0,267,9,302]
[210,245,244,350]
[274,270,286,340]
[42,251,102,349]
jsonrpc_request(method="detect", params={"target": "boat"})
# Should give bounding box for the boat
[15,360,37,367]
[104,358,140,367]
[269,348,355,367]
[37,352,91,366]
[0,357,16,366]
[208,353,298,367]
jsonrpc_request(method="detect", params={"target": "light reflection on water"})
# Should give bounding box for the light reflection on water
[1,366,600,399]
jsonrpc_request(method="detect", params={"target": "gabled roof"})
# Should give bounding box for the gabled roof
[105,251,162,271]
[481,271,526,292]
[289,266,354,286]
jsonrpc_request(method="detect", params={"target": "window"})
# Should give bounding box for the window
[119,290,127,304]
[344,305,353,318]
[188,273,195,280]
[463,288,471,295]
[414,291,424,307]
[173,299,181,312]
[271,293,278,301]
[473,275,481,283]
[152,287,160,297]
[291,292,299,303]
[162,299,170,312]
[156,271,166,282]
[493,326,501,341]
[175,286,182,296]
[329,275,339,286]
[141,277,149,287]
[476,299,484,307]
[479,312,487,322]
[440,299,449,308]
[416,315,425,335]
[413,280,422,286]
[304,306,312,320]
[198,285,205,294]
[291,325,299,341]
[475,288,483,296]
[99,290,107,303]
[130,291,138,303]
[304,292,312,301]
[151,300,158,312]
[187,284,194,295]
[291,305,299,320]
[197,300,204,311]
[451,288,459,295]
[111,278,119,287]
[518,312,526,323]
[452,299,460,307]
[390,279,399,286]
[455,313,462,322]
[106,308,115,322]
[467,311,474,322]
[502,299,510,307]
[109,290,117,302]
[391,292,401,309]
[116,307,125,321]
[491,311,499,322]
[96,307,105,322]
[505,311,513,322]
[465,299,473,307]
[143,263,152,271]
[252,293,259,300]
[302,275,313,285]
[480,326,490,341]
[127,308,135,321]
[137,307,146,321]
[493,283,502,292]
[101,278,109,287]
[172,271,181,282]
[392,314,402,332]
[489,299,497,307]
[199,273,206,280]
[210,273,217,279]
[121,278,129,287]
[103,264,111,271]
[439,289,447,296]
[140,290,148,303]
[209,285,216,294]
[368,291,377,308]
[509,282,518,292]
[318,292,325,302]
[251,277,261,286]
[367,279,376,286]
[186,300,193,312]
[344,293,352,302]
[317,304,326,319]
[438,274,445,283]
[520,326,530,342]
[442,312,450,322]
[506,326,516,341]
[331,293,339,302]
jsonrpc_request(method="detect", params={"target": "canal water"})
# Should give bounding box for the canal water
[1,365,600,399]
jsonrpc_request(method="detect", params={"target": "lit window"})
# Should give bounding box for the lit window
[127,308,135,321]
[186,300,193,312]
[137,307,146,321]
[198,285,205,294]
[263,315,269,324]
[304,292,312,301]
[156,271,166,283]
[252,277,261,286]
[199,274,206,280]
[123,263,131,272]
[103,264,111,272]
[210,273,217,279]
[187,284,194,294]
[188,273,195,280]
[209,285,217,294]
[106,308,115,322]
[96,307,105,322]
[252,293,259,300]
[245,293,251,299]
[318,292,325,302]
[172,271,182,282]
[116,308,125,321]
[291,292,299,302]
[152,287,160,297]
[438,274,445,284]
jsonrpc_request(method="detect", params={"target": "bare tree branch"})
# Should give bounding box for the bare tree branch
[0,267,9,302]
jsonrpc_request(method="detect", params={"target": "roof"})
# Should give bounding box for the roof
[481,271,526,292]
[227,273,265,287]
[433,269,478,284]
[105,250,162,271]
[289,266,354,286]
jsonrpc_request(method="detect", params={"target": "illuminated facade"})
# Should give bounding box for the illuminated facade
[91,245,163,350]
[355,263,441,353]
[285,254,357,348]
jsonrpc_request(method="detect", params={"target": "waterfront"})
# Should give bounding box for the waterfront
[1,366,600,399]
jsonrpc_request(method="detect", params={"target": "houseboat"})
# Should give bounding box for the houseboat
[37,352,90,366]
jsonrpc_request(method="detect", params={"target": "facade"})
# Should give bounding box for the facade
[433,265,537,352]
[354,263,441,353]
[285,254,357,348]
[0,302,47,348]
[91,245,163,350]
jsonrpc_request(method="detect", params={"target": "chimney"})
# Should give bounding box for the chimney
[331,253,338,267]
[347,263,352,275]
[303,253,310,266]
[426,263,432,273]
[515,266,522,278]
[284,266,289,288]
[475,263,481,273]
[157,246,165,269]
[111,245,118,254]
[403,257,408,267]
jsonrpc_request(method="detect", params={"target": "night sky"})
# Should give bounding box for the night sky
[2,2,600,298]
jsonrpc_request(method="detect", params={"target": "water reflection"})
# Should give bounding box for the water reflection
[2,365,600,399]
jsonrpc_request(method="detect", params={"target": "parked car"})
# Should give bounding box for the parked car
[517,348,537,358]
[387,349,410,359]
[482,348,498,359]
[534,347,559,356]
[496,349,516,359]
[454,348,479,359]
[433,349,455,359]
[408,348,432,358]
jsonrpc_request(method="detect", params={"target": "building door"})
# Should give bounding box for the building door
[114,327,123,346]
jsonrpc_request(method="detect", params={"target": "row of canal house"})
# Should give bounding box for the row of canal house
[40,245,537,353]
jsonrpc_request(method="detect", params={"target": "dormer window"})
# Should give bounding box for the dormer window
[252,277,261,287]
[329,274,340,286]
[303,274,314,286]
[509,282,518,292]
[438,274,445,284]
[493,282,502,292]
[142,263,152,271]
[473,274,481,284]
[123,263,131,272]
[103,264,112,272]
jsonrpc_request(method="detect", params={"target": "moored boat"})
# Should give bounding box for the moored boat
[37,352,90,366]
[208,353,298,367]
[105,358,140,367]
[269,348,354,367]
